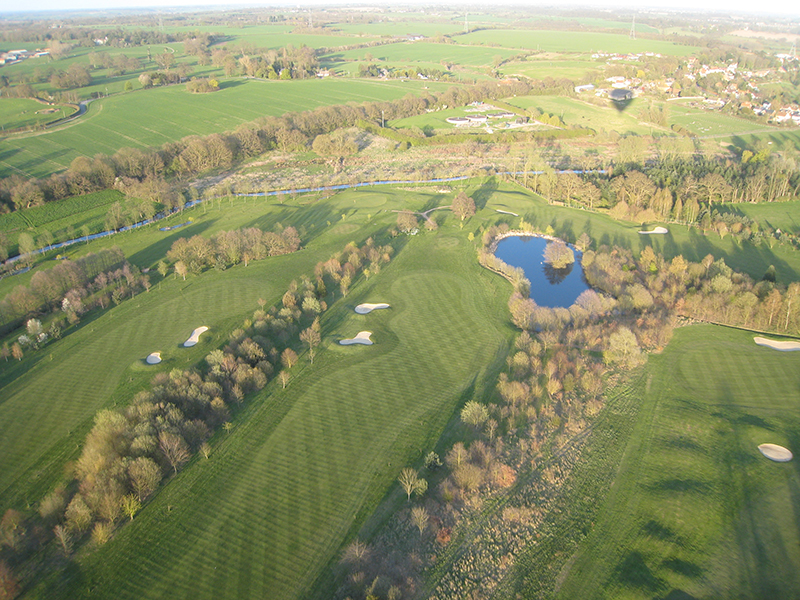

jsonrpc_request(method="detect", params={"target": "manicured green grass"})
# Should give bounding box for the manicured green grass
[32,228,512,600]
[716,200,800,233]
[505,95,652,135]
[556,324,800,600]
[457,29,699,56]
[0,98,76,132]
[728,129,800,153]
[0,78,453,179]
[668,104,775,137]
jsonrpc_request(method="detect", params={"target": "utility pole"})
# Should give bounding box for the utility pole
[381,110,384,128]
[464,13,469,34]
[630,15,636,40]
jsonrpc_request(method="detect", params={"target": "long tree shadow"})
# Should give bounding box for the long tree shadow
[127,220,213,267]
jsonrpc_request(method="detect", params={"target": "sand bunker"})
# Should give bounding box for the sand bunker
[146,352,162,365]
[355,303,390,314]
[496,209,519,217]
[183,326,209,347]
[638,226,668,235]
[754,336,800,351]
[339,331,373,345]
[758,443,793,462]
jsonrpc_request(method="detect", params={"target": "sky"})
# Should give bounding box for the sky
[1,0,798,18]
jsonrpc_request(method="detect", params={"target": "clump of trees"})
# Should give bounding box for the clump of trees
[185,77,219,93]
[0,247,141,333]
[166,225,301,275]
[543,239,574,269]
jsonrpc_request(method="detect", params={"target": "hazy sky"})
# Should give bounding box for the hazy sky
[1,0,797,18]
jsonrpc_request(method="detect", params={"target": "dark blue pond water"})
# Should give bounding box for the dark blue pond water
[494,235,589,308]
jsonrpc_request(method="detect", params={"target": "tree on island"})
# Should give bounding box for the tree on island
[543,240,575,269]
[451,191,476,223]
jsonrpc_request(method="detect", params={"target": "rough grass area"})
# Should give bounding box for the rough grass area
[668,104,776,137]
[504,95,652,135]
[0,78,452,179]
[33,232,511,600]
[553,324,800,600]
[0,98,76,132]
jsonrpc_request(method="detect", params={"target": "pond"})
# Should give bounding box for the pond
[494,235,590,308]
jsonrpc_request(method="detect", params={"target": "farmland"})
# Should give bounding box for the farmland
[321,41,521,69]
[668,103,775,137]
[0,77,453,179]
[553,324,800,599]
[456,29,700,56]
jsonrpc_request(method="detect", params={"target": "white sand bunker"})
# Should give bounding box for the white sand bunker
[146,352,162,365]
[496,209,519,217]
[355,303,390,314]
[758,443,793,462]
[183,326,209,347]
[339,331,373,345]
[638,226,668,235]
[754,336,800,351]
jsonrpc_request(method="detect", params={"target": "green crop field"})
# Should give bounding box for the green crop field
[0,77,453,179]
[556,324,800,599]
[0,98,77,132]
[328,21,464,37]
[535,16,660,33]
[505,95,653,135]
[457,29,699,56]
[322,41,519,68]
[502,58,603,80]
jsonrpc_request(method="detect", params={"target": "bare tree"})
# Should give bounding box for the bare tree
[451,191,476,222]
[158,432,189,474]
[460,401,489,428]
[128,457,162,501]
[281,348,298,369]
[121,494,141,521]
[398,468,427,501]
[300,318,321,363]
[53,525,72,555]
[279,370,290,389]
[410,505,429,536]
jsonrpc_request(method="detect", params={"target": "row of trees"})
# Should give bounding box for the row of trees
[0,79,534,214]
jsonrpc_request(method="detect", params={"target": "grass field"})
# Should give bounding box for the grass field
[668,103,776,137]
[554,324,800,600]
[328,21,465,37]
[456,29,699,56]
[0,98,77,132]
[0,77,453,179]
[505,95,653,135]
[17,203,512,599]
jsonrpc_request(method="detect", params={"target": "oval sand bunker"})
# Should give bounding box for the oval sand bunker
[184,326,209,347]
[355,303,390,314]
[340,331,373,345]
[758,444,793,462]
[146,352,162,365]
[754,336,800,351]
[638,226,668,235]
